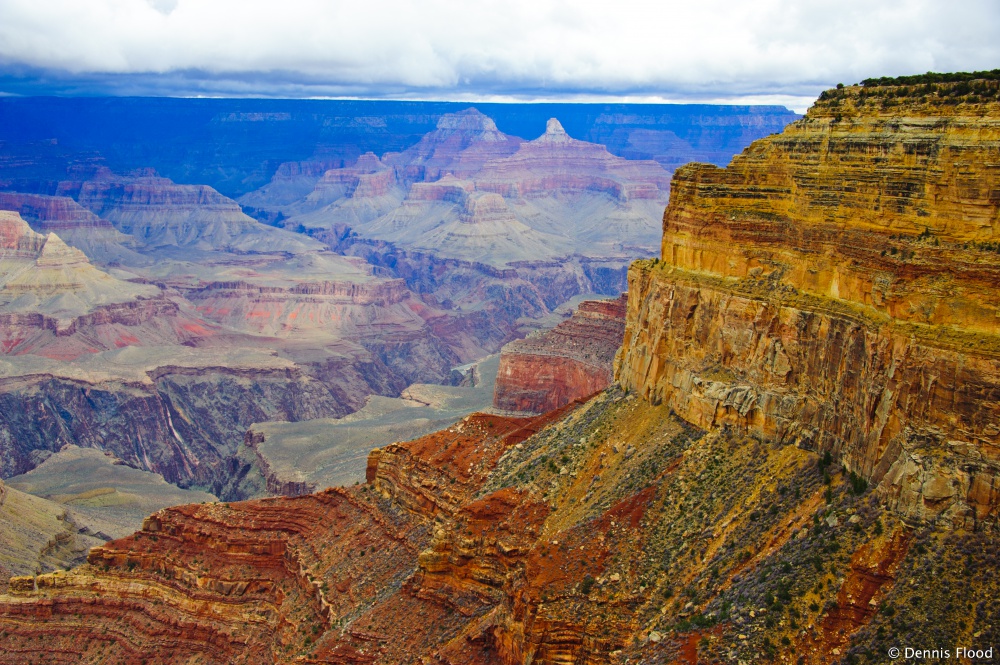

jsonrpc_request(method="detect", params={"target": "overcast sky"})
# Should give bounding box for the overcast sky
[0,0,997,111]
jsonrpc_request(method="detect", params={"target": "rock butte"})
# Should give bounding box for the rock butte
[253,109,674,262]
[2,79,999,664]
[494,295,628,415]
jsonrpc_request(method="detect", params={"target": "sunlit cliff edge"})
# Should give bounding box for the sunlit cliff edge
[617,78,1000,530]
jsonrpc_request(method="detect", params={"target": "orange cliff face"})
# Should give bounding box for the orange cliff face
[493,295,628,415]
[618,79,1000,529]
[660,83,1000,332]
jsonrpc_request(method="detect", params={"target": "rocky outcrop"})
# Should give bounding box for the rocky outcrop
[659,86,1000,331]
[0,192,143,263]
[0,408,571,664]
[618,79,1000,529]
[0,211,219,358]
[475,118,671,201]
[64,171,321,253]
[309,152,397,201]
[0,478,105,577]
[0,211,159,319]
[386,108,524,184]
[0,364,350,484]
[494,295,628,414]
[0,192,112,233]
[407,175,476,202]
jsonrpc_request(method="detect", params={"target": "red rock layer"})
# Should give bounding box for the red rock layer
[0,409,571,664]
[493,295,628,414]
[0,297,215,358]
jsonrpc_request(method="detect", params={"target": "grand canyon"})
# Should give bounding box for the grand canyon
[0,71,998,665]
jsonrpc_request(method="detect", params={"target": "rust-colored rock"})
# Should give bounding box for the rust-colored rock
[494,295,628,414]
[4,78,1000,665]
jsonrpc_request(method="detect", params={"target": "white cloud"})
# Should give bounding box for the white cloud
[0,0,997,102]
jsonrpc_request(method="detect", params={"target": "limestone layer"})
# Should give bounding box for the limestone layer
[661,82,1000,332]
[618,80,1000,529]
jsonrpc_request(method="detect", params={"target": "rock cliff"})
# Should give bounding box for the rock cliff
[66,171,321,253]
[494,295,628,414]
[618,79,1000,530]
[0,191,140,264]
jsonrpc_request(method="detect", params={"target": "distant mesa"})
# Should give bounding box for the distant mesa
[253,108,672,263]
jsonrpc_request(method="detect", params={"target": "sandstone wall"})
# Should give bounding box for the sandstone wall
[618,82,1000,529]
[494,295,628,415]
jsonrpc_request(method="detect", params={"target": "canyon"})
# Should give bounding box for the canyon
[248,111,673,262]
[0,100,794,578]
[1,75,997,665]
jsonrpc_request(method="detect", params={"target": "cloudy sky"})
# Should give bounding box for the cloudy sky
[0,0,997,111]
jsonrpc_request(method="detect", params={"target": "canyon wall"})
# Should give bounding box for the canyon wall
[0,98,797,198]
[617,80,1000,530]
[4,81,999,665]
[494,295,628,414]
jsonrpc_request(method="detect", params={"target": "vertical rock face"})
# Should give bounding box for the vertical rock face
[660,86,1000,331]
[618,80,1000,529]
[494,295,628,414]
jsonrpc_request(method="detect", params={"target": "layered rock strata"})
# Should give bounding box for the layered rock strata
[0,409,572,663]
[617,80,1000,529]
[254,110,674,261]
[62,170,320,253]
[4,81,999,665]
[476,118,671,201]
[494,294,628,414]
